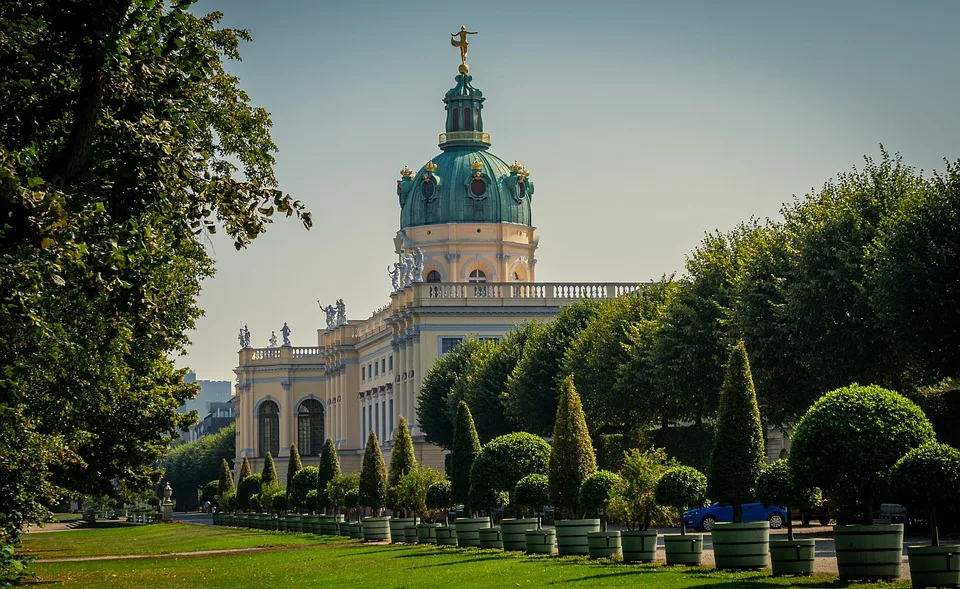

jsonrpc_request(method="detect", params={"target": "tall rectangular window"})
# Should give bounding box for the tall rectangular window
[382,401,387,442]
[389,399,394,437]
[382,358,386,374]
[389,355,393,371]
[374,402,379,440]
[362,366,365,381]
[368,401,373,439]
[361,406,366,441]
[374,362,378,377]
[441,337,463,355]
[464,107,473,130]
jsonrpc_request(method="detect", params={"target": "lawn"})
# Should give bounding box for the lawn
[25,525,912,588]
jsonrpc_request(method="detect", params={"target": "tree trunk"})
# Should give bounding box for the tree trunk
[931,507,939,547]
[679,509,686,536]
[786,504,794,542]
[732,503,743,524]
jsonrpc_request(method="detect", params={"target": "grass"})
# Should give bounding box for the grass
[50,513,83,523]
[24,525,912,589]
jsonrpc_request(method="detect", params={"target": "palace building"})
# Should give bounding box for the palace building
[232,37,641,482]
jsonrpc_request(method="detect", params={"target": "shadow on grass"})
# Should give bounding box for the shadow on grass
[415,555,506,568]
[556,569,660,582]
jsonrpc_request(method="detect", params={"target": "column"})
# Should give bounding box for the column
[409,334,420,432]
[398,339,407,423]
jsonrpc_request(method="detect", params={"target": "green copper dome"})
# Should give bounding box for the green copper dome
[396,72,534,229]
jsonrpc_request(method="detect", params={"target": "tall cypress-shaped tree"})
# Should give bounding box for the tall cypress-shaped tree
[261,452,279,488]
[707,341,766,523]
[389,416,417,487]
[450,401,481,513]
[359,431,387,514]
[239,456,252,481]
[548,375,597,518]
[317,438,341,510]
[285,444,302,497]
[218,458,235,493]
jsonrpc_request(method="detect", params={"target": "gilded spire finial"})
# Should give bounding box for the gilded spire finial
[400,165,413,179]
[450,25,478,74]
[509,160,523,174]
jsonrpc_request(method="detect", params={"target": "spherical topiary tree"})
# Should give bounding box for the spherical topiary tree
[305,489,319,514]
[755,459,821,541]
[450,401,481,514]
[707,341,766,524]
[789,384,936,525]
[289,466,318,512]
[514,473,550,529]
[426,480,454,525]
[236,473,262,512]
[316,438,341,512]
[469,432,550,516]
[285,444,303,499]
[260,452,279,488]
[548,375,597,518]
[890,442,960,546]
[655,466,707,536]
[579,470,622,531]
[359,431,388,516]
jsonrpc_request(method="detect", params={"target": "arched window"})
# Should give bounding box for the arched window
[258,401,279,458]
[450,108,459,132]
[426,270,442,283]
[298,399,324,456]
[468,269,486,283]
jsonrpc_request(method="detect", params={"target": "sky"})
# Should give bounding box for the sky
[179,0,960,384]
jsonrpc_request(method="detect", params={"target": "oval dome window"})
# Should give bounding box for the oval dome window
[422,180,435,199]
[470,178,486,197]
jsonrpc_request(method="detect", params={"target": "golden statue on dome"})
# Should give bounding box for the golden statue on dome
[451,25,478,73]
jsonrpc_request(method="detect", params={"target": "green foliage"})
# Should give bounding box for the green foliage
[395,467,447,519]
[707,342,766,521]
[388,416,417,487]
[790,384,936,524]
[260,453,279,489]
[649,424,714,474]
[504,301,602,436]
[219,488,237,512]
[890,443,960,539]
[754,459,821,511]
[514,474,550,517]
[358,431,387,512]
[425,480,454,511]
[579,470,622,512]
[218,459,235,496]
[289,467,318,512]
[304,489,319,513]
[548,376,597,517]
[469,432,550,506]
[265,486,286,514]
[285,444,302,497]
[316,438,341,510]
[202,480,220,505]
[249,493,262,512]
[655,466,707,534]
[239,457,252,481]
[608,447,677,531]
[236,474,262,512]
[162,423,236,511]
[417,338,495,450]
[450,401,481,509]
[325,473,360,514]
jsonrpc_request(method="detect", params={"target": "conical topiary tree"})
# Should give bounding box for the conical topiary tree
[548,375,597,518]
[317,438,341,512]
[389,416,417,487]
[261,452,279,488]
[450,400,481,514]
[707,341,765,523]
[359,431,388,515]
[285,444,302,498]
[239,456,252,481]
[218,458,235,494]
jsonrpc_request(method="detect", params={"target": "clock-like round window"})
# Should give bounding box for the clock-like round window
[470,178,486,197]
[422,180,435,199]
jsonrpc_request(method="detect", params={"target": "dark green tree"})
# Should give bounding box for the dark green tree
[238,457,252,481]
[655,466,707,536]
[548,375,597,518]
[469,432,550,516]
[754,459,821,541]
[288,466,318,512]
[426,480,454,525]
[316,438,341,510]
[388,416,417,487]
[890,443,960,547]
[450,401,481,512]
[504,300,602,436]
[261,453,278,489]
[236,473,262,512]
[358,431,387,514]
[162,423,235,511]
[285,444,302,498]
[514,474,550,528]
[579,470,622,530]
[218,458,235,495]
[707,341,766,523]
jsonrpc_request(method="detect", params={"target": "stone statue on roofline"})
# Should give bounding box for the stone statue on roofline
[335,299,346,326]
[281,322,291,346]
[268,331,278,348]
[412,247,424,282]
[318,300,337,331]
[388,263,400,292]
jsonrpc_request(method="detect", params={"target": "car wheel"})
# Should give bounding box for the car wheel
[819,517,830,526]
[700,516,716,532]
[768,513,784,529]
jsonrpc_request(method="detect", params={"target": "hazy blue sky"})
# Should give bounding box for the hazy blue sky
[180,0,960,383]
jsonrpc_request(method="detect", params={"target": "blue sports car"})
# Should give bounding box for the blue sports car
[683,503,788,531]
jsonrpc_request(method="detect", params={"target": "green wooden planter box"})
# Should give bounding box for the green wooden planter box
[835,524,904,581]
[277,516,287,532]
[663,534,704,566]
[258,514,271,530]
[301,515,317,534]
[587,530,621,559]
[287,515,302,533]
[770,539,816,576]
[712,521,769,570]
[436,525,458,546]
[403,524,419,544]
[389,517,420,543]
[622,530,658,563]
[478,527,503,550]
[501,518,539,551]
[525,529,556,555]
[455,517,491,548]
[321,515,344,535]
[417,523,441,544]
[908,544,960,588]
[555,519,600,556]
[348,522,363,539]
[314,514,332,534]
[338,521,353,537]
[362,516,391,542]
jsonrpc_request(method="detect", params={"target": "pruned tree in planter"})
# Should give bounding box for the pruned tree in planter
[388,416,418,516]
[260,452,279,489]
[450,401,481,515]
[790,384,935,524]
[359,431,387,516]
[655,466,707,536]
[218,458,235,498]
[890,442,960,547]
[316,438,341,513]
[548,375,597,518]
[238,456,252,481]
[608,447,676,531]
[469,432,550,517]
[326,473,360,522]
[579,470,622,531]
[396,467,447,520]
[289,466,318,513]
[515,474,550,529]
[707,341,765,524]
[236,473,262,512]
[426,480,454,525]
[285,444,302,500]
[755,459,821,541]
